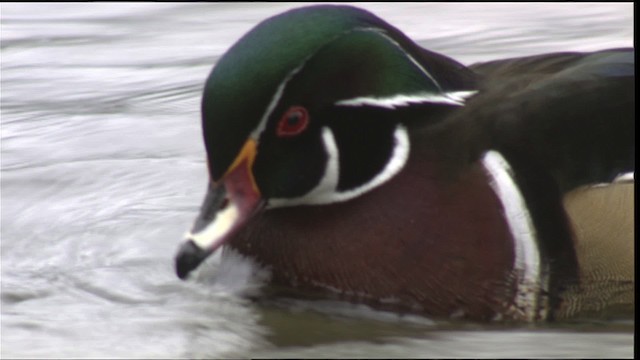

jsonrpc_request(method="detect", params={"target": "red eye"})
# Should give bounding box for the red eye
[277,106,309,137]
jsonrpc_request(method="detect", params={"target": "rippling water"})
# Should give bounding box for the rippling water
[1,3,634,358]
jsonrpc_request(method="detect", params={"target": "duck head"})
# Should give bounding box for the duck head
[175,5,477,279]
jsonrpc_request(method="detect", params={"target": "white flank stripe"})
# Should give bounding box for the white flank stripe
[588,171,634,188]
[613,171,634,183]
[481,150,545,321]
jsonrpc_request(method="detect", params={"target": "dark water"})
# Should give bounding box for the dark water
[0,3,634,358]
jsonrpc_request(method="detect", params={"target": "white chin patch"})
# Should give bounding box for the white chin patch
[186,201,239,250]
[268,124,410,208]
[481,150,548,321]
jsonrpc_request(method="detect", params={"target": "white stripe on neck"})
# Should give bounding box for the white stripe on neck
[268,124,410,207]
[481,150,547,321]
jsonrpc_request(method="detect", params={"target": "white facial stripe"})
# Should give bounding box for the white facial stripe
[307,127,341,200]
[268,124,410,208]
[187,202,239,249]
[445,90,479,103]
[335,91,477,109]
[481,150,547,321]
[267,127,339,208]
[359,29,477,103]
[250,27,478,140]
[361,27,445,92]
[333,28,477,109]
[333,124,409,202]
[250,61,308,140]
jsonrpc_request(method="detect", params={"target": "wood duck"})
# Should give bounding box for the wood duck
[174,5,634,322]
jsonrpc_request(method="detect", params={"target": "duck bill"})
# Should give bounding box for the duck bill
[175,139,262,279]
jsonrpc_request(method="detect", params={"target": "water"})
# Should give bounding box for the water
[0,3,634,358]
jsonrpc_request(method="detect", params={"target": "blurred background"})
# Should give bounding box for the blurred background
[0,3,634,358]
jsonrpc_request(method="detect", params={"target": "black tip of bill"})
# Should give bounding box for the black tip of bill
[175,240,208,280]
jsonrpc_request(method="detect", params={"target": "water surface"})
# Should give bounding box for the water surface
[1,3,634,358]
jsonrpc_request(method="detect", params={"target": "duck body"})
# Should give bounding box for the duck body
[175,5,634,322]
[230,135,521,320]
